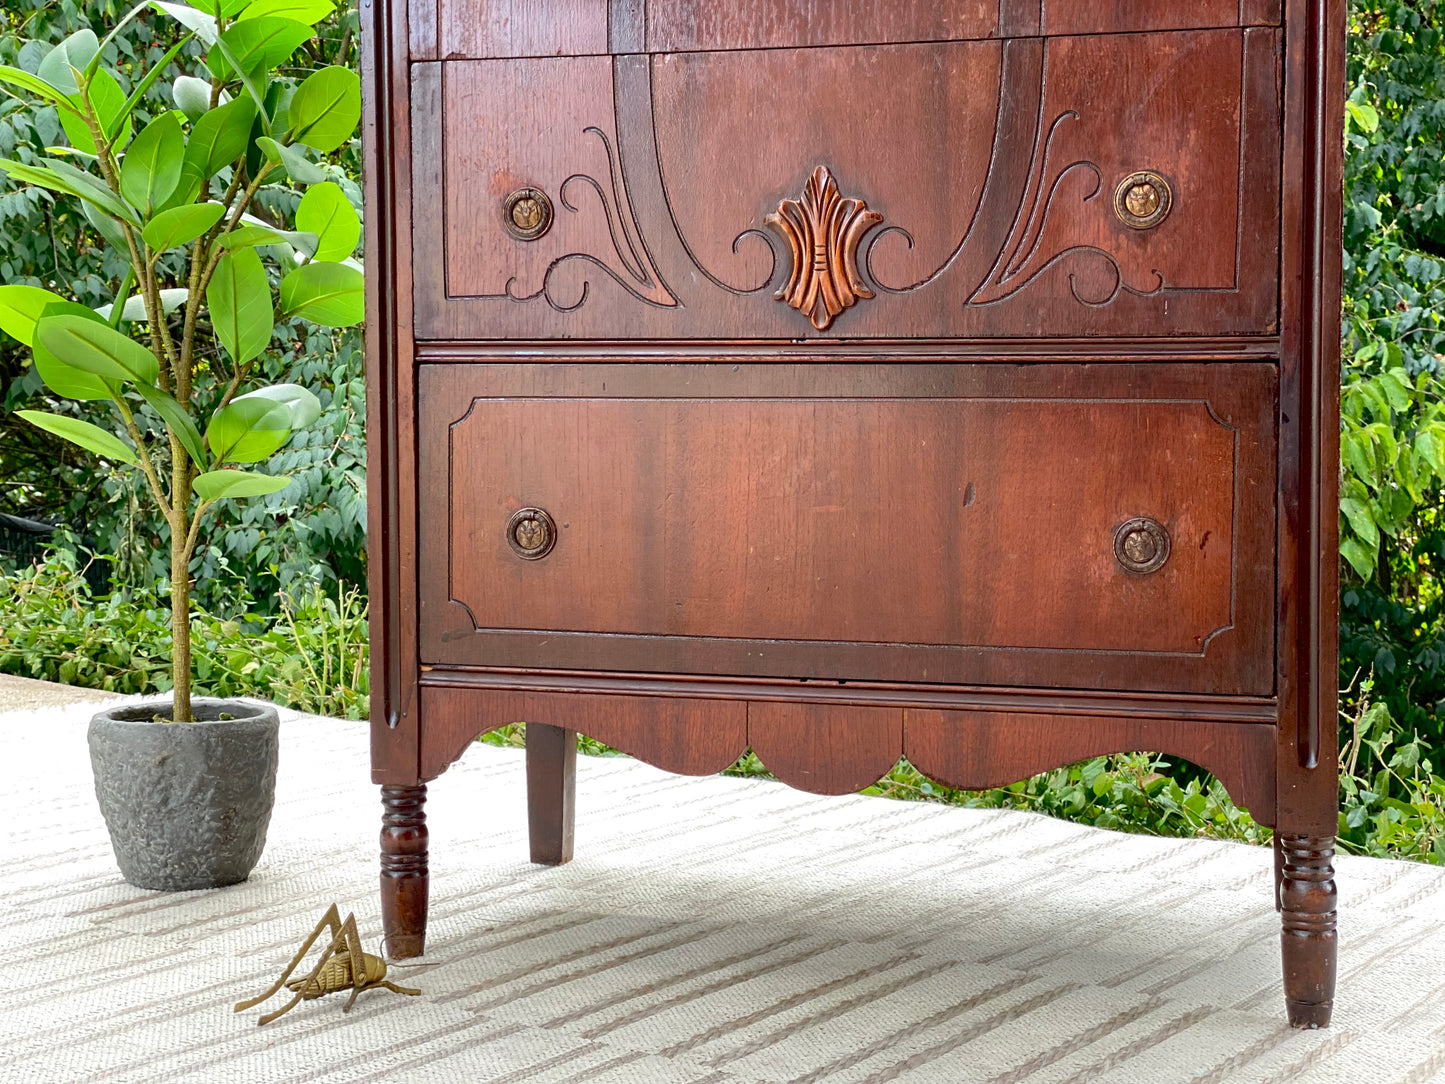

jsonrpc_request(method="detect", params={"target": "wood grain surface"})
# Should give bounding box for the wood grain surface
[415,686,1277,823]
[417,685,749,781]
[904,709,1277,824]
[414,28,1281,339]
[422,0,1283,59]
[417,361,1277,694]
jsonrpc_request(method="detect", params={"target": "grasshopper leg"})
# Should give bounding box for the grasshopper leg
[234,904,342,1014]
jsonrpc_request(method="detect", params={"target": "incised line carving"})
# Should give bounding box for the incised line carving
[766,166,882,331]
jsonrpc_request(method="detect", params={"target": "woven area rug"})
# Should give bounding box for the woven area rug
[4,699,1445,1084]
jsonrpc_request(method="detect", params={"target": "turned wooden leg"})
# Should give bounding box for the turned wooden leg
[380,784,429,959]
[1273,833,1284,912]
[527,723,576,865]
[1279,833,1337,1028]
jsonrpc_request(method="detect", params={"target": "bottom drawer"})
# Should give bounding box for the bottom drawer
[417,362,1277,695]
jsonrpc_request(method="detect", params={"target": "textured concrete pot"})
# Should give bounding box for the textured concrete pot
[88,699,279,891]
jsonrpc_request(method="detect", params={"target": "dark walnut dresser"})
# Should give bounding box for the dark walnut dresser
[362,0,1346,1027]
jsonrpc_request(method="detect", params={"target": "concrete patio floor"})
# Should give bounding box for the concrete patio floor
[4,687,1445,1083]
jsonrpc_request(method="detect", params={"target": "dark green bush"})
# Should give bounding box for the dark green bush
[1339,3,1445,729]
[0,546,367,718]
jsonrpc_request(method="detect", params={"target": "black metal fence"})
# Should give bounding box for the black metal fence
[0,512,111,594]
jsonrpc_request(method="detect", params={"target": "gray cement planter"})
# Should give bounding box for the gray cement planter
[88,699,279,891]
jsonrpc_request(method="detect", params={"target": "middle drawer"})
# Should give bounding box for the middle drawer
[416,361,1277,696]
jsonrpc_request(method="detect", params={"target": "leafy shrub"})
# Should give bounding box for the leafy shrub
[1339,2,1445,736]
[0,547,367,718]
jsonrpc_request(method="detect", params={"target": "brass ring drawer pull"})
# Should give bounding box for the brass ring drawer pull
[1114,517,1170,574]
[1114,171,1173,230]
[502,187,553,241]
[507,507,557,560]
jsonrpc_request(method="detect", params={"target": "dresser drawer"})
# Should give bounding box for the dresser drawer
[416,362,1277,695]
[411,27,1281,342]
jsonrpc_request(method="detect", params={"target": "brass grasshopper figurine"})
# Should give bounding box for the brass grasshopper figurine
[235,904,420,1025]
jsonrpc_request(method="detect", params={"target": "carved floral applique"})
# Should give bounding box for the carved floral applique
[766,166,883,331]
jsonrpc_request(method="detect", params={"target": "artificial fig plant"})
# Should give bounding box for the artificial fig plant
[0,0,363,720]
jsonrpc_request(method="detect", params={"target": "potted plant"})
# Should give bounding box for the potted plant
[0,0,363,890]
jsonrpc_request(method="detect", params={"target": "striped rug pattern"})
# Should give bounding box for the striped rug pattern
[4,699,1444,1083]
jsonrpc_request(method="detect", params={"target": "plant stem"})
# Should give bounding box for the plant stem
[111,397,172,520]
[169,506,192,721]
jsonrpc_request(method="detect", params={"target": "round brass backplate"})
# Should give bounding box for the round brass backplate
[502,187,553,241]
[1113,171,1173,230]
[1113,517,1171,575]
[507,507,557,560]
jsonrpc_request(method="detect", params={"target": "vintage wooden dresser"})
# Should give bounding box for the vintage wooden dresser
[362,0,1345,1026]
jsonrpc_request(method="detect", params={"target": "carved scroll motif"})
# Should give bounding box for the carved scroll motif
[766,167,883,331]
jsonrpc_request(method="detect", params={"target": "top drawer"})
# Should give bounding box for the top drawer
[411,27,1281,341]
[413,0,1284,60]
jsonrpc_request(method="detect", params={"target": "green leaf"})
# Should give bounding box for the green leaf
[239,0,333,22]
[81,198,130,251]
[193,468,291,500]
[59,69,129,155]
[212,34,272,124]
[120,111,184,215]
[219,222,318,256]
[149,2,219,46]
[16,411,136,464]
[1347,100,1380,134]
[233,382,321,428]
[172,75,214,120]
[1377,372,1413,412]
[0,158,139,225]
[182,96,256,181]
[156,171,204,217]
[206,396,292,463]
[94,288,189,323]
[0,285,69,346]
[142,202,226,251]
[295,181,359,261]
[207,247,274,365]
[279,261,363,326]
[1340,495,1381,549]
[30,302,119,400]
[287,66,360,153]
[34,314,160,386]
[134,384,208,468]
[267,81,294,135]
[253,136,326,184]
[47,158,143,225]
[108,34,195,151]
[211,16,312,80]
[0,64,76,107]
[37,30,100,97]
[1343,428,1377,486]
[1340,538,1376,582]
[1421,425,1445,477]
[1365,422,1399,476]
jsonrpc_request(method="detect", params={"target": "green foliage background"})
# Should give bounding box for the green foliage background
[0,0,365,616]
[3,0,1445,860]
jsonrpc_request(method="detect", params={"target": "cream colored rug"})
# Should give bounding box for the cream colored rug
[3,698,1444,1084]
